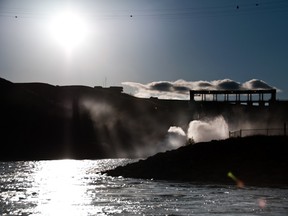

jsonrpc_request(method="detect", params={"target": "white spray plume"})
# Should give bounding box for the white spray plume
[156,126,187,153]
[167,126,187,148]
[157,116,229,153]
[187,116,229,143]
[168,126,186,136]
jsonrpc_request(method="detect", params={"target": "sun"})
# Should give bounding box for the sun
[49,10,88,51]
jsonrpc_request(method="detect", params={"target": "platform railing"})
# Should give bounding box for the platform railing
[229,123,287,138]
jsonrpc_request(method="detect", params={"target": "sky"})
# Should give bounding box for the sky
[0,0,287,99]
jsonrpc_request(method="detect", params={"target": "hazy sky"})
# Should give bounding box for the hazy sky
[0,0,287,99]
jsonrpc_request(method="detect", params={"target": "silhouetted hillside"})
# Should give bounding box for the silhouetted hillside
[0,78,189,160]
[104,136,288,187]
[0,77,288,160]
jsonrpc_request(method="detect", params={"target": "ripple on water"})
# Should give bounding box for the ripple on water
[0,160,288,215]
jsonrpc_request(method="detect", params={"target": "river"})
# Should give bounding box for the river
[0,159,287,215]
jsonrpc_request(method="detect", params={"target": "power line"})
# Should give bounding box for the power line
[0,0,287,21]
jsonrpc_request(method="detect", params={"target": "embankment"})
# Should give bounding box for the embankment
[104,136,288,187]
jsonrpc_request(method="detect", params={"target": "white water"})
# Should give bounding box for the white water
[187,116,229,143]
[0,160,287,215]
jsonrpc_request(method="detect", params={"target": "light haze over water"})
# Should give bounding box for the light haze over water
[0,159,287,215]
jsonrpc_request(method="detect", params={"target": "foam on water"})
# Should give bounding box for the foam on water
[0,160,287,215]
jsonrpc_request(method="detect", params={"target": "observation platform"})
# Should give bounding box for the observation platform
[190,89,276,106]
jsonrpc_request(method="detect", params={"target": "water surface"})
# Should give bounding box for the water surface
[0,160,287,215]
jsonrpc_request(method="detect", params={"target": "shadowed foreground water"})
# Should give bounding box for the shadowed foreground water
[0,160,287,215]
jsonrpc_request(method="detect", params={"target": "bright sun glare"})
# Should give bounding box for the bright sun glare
[49,10,88,51]
[34,160,87,215]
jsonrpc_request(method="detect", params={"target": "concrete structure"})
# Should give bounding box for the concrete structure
[94,86,123,93]
[190,89,276,106]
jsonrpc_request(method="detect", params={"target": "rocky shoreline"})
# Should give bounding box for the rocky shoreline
[104,136,288,187]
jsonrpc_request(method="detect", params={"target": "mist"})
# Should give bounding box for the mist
[82,97,231,156]
[80,97,179,158]
[187,116,229,143]
[155,126,187,153]
[78,91,282,158]
[153,116,229,155]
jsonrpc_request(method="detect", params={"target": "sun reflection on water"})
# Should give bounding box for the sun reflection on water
[1,160,287,215]
[33,160,89,216]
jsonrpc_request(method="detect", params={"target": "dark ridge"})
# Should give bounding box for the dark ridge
[104,136,288,187]
[0,77,13,87]
[1,76,288,161]
[0,78,178,160]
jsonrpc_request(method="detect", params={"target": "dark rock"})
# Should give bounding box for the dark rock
[104,136,288,187]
